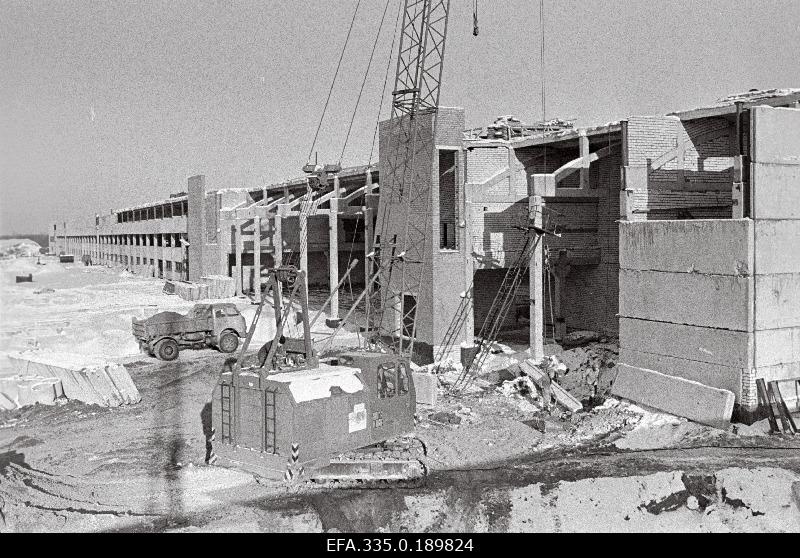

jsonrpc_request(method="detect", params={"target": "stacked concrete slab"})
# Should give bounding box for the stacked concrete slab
[7,352,141,407]
[614,106,800,423]
[746,106,800,411]
[200,275,236,299]
[174,280,210,301]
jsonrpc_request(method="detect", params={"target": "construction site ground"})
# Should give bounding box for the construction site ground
[1,258,800,532]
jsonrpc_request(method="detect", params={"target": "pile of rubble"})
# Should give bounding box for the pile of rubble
[552,340,619,402]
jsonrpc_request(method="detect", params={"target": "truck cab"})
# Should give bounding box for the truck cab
[132,302,246,361]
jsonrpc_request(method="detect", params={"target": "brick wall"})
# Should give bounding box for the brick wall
[626,115,736,220]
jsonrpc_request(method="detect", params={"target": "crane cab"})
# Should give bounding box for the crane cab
[210,350,416,479]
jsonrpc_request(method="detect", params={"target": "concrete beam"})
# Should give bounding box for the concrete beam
[612,363,735,429]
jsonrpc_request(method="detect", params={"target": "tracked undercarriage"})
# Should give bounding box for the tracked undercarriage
[307,436,427,488]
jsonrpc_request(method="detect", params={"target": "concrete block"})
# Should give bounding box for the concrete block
[620,220,751,275]
[611,363,735,429]
[754,274,800,330]
[8,353,141,407]
[412,371,438,406]
[751,106,800,165]
[754,220,800,275]
[619,269,752,331]
[751,163,800,219]
[620,318,751,368]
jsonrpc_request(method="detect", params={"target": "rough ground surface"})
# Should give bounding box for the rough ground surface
[1,258,800,532]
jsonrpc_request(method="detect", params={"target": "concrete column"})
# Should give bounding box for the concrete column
[329,177,340,321]
[274,208,285,267]
[161,234,168,279]
[579,129,589,190]
[187,175,206,281]
[218,218,229,281]
[529,196,545,360]
[234,222,242,296]
[364,206,373,330]
[253,216,261,294]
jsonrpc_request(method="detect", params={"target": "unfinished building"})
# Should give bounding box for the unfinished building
[50,89,800,419]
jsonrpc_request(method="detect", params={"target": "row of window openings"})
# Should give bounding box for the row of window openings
[116,200,188,223]
[96,233,187,247]
[101,254,184,273]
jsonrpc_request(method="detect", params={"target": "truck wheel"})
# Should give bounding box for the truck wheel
[218,331,239,354]
[156,338,180,361]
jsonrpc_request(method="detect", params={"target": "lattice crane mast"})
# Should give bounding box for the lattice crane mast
[368,0,453,360]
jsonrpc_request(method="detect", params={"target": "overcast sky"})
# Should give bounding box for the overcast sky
[2,0,800,235]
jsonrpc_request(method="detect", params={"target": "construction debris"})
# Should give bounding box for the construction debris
[519,359,584,413]
[428,411,461,425]
[561,330,602,347]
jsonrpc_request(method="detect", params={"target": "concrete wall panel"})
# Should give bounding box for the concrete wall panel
[754,273,800,329]
[619,346,743,398]
[754,327,800,367]
[619,269,751,331]
[754,220,800,275]
[620,318,751,368]
[751,163,800,220]
[751,106,800,165]
[620,220,751,275]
